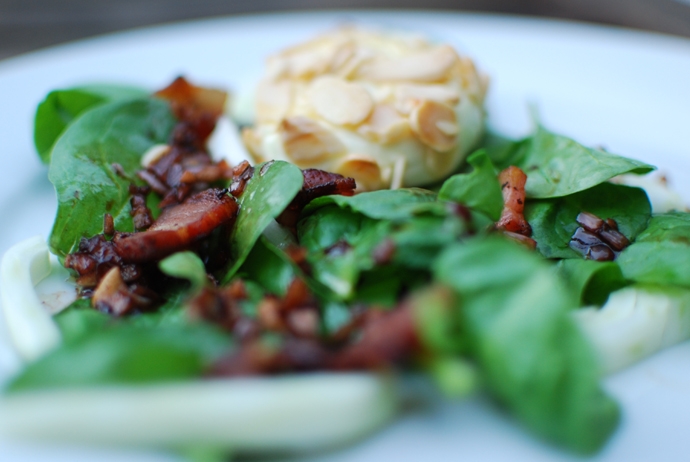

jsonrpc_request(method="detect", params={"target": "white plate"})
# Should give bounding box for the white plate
[1,10,690,462]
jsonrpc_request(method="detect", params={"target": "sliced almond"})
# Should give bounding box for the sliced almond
[395,84,460,106]
[356,45,459,83]
[92,267,131,316]
[255,80,293,123]
[390,157,406,190]
[308,76,374,126]
[357,103,410,145]
[280,116,346,166]
[409,100,458,151]
[141,144,171,168]
[329,42,356,73]
[335,154,383,192]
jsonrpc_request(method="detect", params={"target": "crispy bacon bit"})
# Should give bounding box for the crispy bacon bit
[91,266,156,316]
[229,161,255,198]
[179,159,234,184]
[570,212,630,261]
[208,304,419,377]
[114,189,238,263]
[277,169,357,228]
[155,76,227,145]
[103,214,115,237]
[299,169,357,205]
[65,235,142,289]
[129,185,154,231]
[495,166,532,236]
[328,306,419,370]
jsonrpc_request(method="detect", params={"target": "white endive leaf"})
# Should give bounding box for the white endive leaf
[574,285,690,375]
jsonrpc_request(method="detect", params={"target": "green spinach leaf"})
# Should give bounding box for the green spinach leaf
[438,150,503,220]
[34,85,147,164]
[513,125,653,198]
[555,259,628,306]
[526,183,651,259]
[434,237,620,454]
[617,213,690,288]
[48,98,176,257]
[303,188,437,221]
[159,251,209,291]
[7,323,232,392]
[221,161,303,283]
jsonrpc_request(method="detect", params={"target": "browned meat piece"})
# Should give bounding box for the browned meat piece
[179,159,234,184]
[91,267,157,316]
[155,76,227,145]
[208,304,420,378]
[129,185,154,231]
[228,161,255,198]
[298,168,356,206]
[114,189,238,263]
[103,213,115,237]
[277,169,356,228]
[495,166,532,236]
[328,306,419,370]
[65,234,143,289]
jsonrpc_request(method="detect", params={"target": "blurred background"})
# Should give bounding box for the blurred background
[1,0,690,61]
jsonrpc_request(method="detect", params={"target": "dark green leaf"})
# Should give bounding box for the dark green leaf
[303,188,437,221]
[48,98,176,257]
[221,161,303,283]
[7,323,232,392]
[240,236,298,297]
[514,125,653,198]
[34,85,147,164]
[526,183,651,259]
[434,237,620,454]
[555,259,628,306]
[159,251,209,291]
[438,150,503,220]
[478,130,526,167]
[617,213,690,288]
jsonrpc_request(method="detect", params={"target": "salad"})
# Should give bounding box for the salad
[1,25,690,461]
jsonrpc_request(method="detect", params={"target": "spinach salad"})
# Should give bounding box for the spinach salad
[4,76,690,456]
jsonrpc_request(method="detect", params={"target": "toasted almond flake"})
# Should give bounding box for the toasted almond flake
[357,104,410,144]
[141,144,170,168]
[395,84,460,105]
[280,116,346,166]
[256,80,293,123]
[335,154,383,192]
[356,45,459,83]
[409,100,457,151]
[390,157,406,190]
[436,120,458,136]
[92,267,124,309]
[329,42,356,73]
[308,77,374,126]
[283,50,331,79]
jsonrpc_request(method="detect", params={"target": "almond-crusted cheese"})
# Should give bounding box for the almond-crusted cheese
[242,28,488,190]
